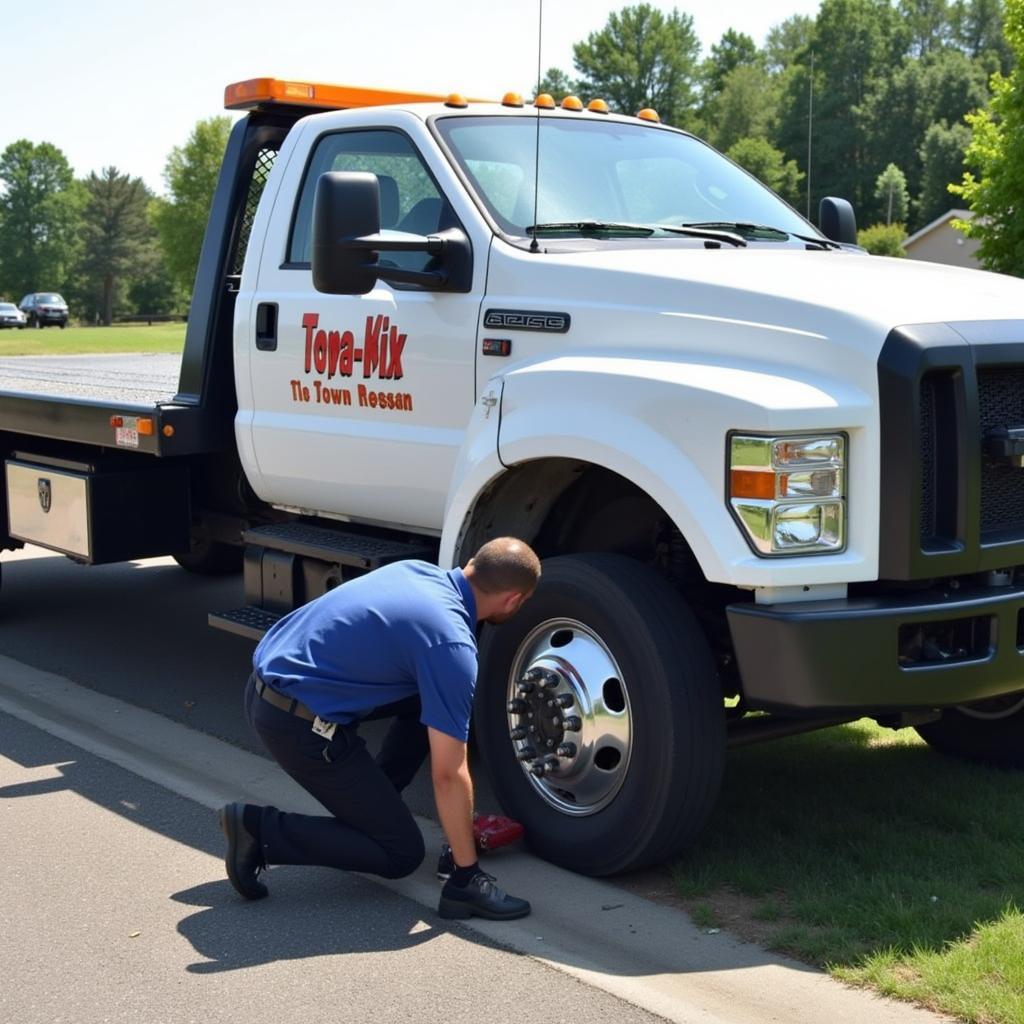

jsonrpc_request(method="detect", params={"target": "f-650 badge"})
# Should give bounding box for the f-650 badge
[483,309,571,333]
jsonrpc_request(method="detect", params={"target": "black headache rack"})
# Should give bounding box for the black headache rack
[0,109,300,458]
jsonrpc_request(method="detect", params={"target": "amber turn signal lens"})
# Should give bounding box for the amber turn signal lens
[445,93,469,108]
[534,93,556,109]
[637,108,661,122]
[730,469,775,500]
[561,95,583,111]
[587,98,610,113]
[137,418,155,436]
[502,92,524,107]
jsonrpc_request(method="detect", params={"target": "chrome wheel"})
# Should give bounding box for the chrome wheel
[506,618,632,816]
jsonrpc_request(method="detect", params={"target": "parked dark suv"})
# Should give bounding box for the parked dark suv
[19,293,69,328]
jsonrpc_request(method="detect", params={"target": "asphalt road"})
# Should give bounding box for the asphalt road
[0,711,665,1024]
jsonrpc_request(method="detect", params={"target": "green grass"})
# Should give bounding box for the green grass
[0,322,186,356]
[671,720,1024,1023]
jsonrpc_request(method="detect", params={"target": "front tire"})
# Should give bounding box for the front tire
[915,693,1024,768]
[474,553,725,876]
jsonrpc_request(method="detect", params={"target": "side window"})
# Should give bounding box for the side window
[289,129,448,274]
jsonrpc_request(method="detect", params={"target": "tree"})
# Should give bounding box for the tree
[952,0,1015,68]
[764,14,815,73]
[0,140,81,300]
[776,0,906,217]
[900,0,952,55]
[572,4,702,128]
[951,0,1024,274]
[535,67,578,101]
[77,167,152,325]
[151,116,231,298]
[727,137,805,208]
[704,28,760,98]
[917,119,973,223]
[875,163,911,223]
[706,65,778,152]
[857,48,989,224]
[858,222,909,254]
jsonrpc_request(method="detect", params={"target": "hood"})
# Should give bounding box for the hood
[485,242,1024,387]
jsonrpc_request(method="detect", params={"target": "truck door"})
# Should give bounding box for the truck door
[244,127,480,532]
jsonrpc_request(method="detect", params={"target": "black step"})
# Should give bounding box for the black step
[209,605,283,641]
[243,522,434,570]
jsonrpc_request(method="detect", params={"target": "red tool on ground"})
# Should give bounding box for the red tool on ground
[473,813,525,852]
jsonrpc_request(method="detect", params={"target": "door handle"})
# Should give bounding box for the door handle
[256,302,278,351]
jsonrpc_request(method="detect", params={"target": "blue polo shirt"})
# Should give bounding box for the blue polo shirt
[253,560,478,741]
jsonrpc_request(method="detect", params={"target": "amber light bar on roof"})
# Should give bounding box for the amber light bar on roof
[225,77,486,112]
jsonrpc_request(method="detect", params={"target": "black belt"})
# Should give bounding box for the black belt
[254,674,317,722]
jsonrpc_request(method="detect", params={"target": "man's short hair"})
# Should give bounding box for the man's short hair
[469,537,541,595]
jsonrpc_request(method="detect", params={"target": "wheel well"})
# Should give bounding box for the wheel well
[455,460,740,691]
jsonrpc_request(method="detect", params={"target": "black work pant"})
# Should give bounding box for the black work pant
[244,673,429,879]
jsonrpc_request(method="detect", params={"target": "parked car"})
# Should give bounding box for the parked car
[0,302,27,329]
[19,293,68,328]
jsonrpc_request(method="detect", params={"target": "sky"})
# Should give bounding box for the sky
[4,0,823,194]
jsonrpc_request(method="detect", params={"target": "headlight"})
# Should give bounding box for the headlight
[728,434,846,555]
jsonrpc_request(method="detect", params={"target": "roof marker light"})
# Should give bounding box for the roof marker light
[587,98,610,113]
[561,95,583,111]
[445,93,469,108]
[502,92,524,107]
[637,107,661,122]
[534,93,556,109]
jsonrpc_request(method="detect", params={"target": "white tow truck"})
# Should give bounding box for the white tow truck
[4,77,1024,875]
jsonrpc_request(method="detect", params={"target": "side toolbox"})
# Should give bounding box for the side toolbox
[5,452,191,563]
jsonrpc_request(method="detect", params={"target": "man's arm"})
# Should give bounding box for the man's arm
[428,727,476,868]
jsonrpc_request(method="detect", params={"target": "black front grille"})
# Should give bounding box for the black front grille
[978,367,1024,536]
[920,374,937,541]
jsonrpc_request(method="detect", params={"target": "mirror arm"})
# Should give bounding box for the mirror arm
[375,266,448,288]
[343,233,446,254]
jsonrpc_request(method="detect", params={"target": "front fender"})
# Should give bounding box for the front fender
[491,356,878,588]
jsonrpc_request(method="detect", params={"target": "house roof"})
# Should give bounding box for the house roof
[903,209,973,248]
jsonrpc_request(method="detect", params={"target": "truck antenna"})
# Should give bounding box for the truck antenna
[530,0,544,254]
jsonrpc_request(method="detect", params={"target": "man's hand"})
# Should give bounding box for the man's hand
[428,727,476,868]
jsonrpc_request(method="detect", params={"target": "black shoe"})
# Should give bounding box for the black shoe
[438,871,531,921]
[437,843,454,882]
[219,801,268,900]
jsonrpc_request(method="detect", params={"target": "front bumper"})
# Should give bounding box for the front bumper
[728,583,1024,712]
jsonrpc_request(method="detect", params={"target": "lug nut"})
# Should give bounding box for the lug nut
[521,667,543,683]
[544,756,560,772]
[557,693,574,708]
[530,760,547,776]
[538,672,559,690]
[507,698,528,715]
[546,739,555,748]
[563,715,582,731]
[517,746,537,761]
[518,681,535,694]
[511,726,528,740]
[557,742,577,758]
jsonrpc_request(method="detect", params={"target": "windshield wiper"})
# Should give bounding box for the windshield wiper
[682,221,842,250]
[526,221,656,236]
[526,220,747,247]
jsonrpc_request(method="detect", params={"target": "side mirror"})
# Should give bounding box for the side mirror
[312,172,382,295]
[819,197,858,245]
[311,171,473,295]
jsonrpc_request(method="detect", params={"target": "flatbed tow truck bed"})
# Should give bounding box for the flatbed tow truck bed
[0,354,181,406]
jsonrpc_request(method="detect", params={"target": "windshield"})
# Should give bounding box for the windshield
[37,293,64,304]
[436,115,815,240]
[0,304,16,312]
